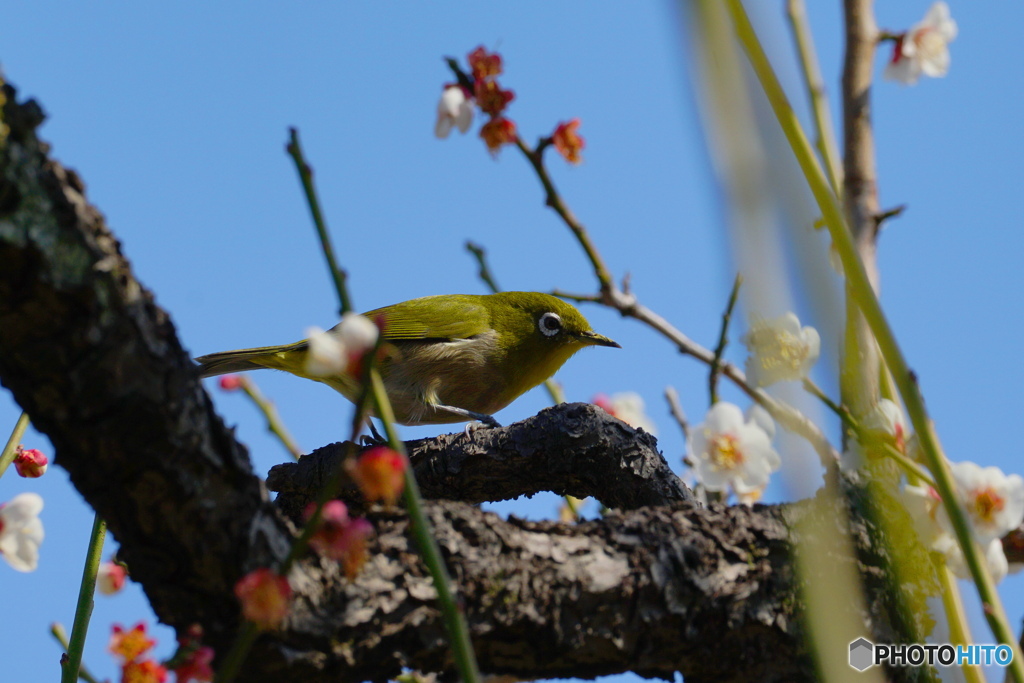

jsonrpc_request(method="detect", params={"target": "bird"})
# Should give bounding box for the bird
[195,291,620,426]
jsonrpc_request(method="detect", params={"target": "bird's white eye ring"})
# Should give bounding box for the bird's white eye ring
[538,312,562,337]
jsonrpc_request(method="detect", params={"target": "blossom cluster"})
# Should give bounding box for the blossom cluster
[109,622,168,683]
[904,463,1024,583]
[304,312,379,379]
[435,46,585,163]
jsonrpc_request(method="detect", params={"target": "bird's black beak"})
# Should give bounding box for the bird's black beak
[577,331,621,348]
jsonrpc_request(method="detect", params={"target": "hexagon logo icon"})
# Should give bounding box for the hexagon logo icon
[849,638,874,671]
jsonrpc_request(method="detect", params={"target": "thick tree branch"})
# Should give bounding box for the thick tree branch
[268,402,694,518]
[0,83,932,683]
[0,82,291,659]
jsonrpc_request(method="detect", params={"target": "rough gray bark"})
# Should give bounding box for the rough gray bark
[268,402,695,520]
[0,82,933,683]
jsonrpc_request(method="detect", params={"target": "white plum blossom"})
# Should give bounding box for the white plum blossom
[336,312,379,355]
[902,462,1024,584]
[689,402,781,497]
[304,313,379,378]
[595,392,657,435]
[305,326,348,377]
[0,492,44,572]
[939,536,1009,584]
[862,398,909,454]
[884,2,958,85]
[741,313,820,387]
[948,461,1024,545]
[905,485,950,548]
[434,85,474,139]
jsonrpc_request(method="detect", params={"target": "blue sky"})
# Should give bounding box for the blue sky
[2,2,1023,681]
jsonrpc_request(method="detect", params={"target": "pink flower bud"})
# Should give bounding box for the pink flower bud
[552,118,585,165]
[475,79,515,117]
[218,375,244,391]
[234,568,291,630]
[306,500,375,578]
[352,447,406,506]
[468,46,503,80]
[13,447,48,478]
[97,561,128,595]
[172,645,215,683]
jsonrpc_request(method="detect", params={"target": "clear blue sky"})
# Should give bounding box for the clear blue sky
[2,2,1023,681]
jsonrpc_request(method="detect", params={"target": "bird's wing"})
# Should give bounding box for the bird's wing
[360,296,491,341]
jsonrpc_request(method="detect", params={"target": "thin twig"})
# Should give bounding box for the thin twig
[551,290,602,304]
[664,386,690,444]
[513,136,614,295]
[709,274,742,405]
[238,376,303,460]
[556,287,840,468]
[465,241,502,293]
[286,128,354,316]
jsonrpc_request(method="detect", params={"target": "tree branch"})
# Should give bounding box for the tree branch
[268,402,693,518]
[0,81,932,683]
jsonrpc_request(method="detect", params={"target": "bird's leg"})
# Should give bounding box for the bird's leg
[432,403,502,428]
[359,418,388,446]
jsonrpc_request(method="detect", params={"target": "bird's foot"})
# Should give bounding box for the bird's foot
[360,419,388,446]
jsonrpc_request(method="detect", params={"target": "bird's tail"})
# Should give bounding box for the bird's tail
[194,341,308,378]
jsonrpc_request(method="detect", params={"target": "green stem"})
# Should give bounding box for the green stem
[708,274,742,405]
[936,564,986,683]
[61,514,106,683]
[217,343,381,683]
[239,377,303,460]
[286,127,354,317]
[785,0,843,195]
[543,379,566,406]
[50,624,100,683]
[0,411,30,478]
[369,369,481,683]
[801,378,848,426]
[725,2,1024,676]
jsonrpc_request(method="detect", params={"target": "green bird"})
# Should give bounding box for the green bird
[195,292,620,426]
